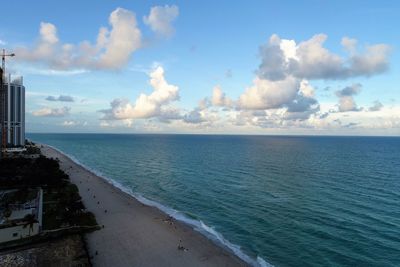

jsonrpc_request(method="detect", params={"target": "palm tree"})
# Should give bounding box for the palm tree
[23,214,38,235]
[3,208,12,222]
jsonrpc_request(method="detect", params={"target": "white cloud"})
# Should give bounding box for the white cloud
[98,119,139,129]
[22,67,88,76]
[98,8,142,69]
[224,102,400,133]
[290,34,344,79]
[100,121,111,128]
[238,76,300,110]
[349,44,390,77]
[335,84,362,112]
[183,106,219,125]
[183,108,206,124]
[101,66,179,120]
[143,5,179,37]
[212,34,391,127]
[16,8,142,70]
[23,28,395,134]
[299,80,315,98]
[341,37,357,54]
[314,103,400,131]
[257,34,391,81]
[212,86,233,107]
[62,120,77,126]
[0,39,6,45]
[32,106,70,117]
[40,22,58,44]
[157,107,182,123]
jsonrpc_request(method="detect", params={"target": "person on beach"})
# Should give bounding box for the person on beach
[178,240,183,250]
[178,240,188,251]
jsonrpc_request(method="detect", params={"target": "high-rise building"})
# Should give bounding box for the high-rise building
[2,74,25,147]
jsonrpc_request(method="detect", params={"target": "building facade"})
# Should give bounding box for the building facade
[3,74,25,147]
[0,188,43,244]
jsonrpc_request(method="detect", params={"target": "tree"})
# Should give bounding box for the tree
[3,208,11,222]
[23,214,38,235]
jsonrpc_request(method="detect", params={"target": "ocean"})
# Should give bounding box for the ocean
[28,133,400,267]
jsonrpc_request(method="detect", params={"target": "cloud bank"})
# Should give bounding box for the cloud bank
[24,29,395,133]
[32,106,70,117]
[174,34,392,130]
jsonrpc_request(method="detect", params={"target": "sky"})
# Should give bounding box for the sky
[1,0,399,135]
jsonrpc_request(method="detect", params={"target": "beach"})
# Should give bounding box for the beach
[40,144,247,267]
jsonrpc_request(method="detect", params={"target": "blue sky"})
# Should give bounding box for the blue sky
[1,0,399,135]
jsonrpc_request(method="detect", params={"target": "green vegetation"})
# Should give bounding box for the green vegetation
[0,156,98,231]
[24,145,41,155]
[1,188,37,205]
[43,183,97,230]
[0,156,68,188]
[22,214,38,235]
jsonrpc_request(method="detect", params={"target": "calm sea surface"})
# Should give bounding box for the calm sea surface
[28,134,400,267]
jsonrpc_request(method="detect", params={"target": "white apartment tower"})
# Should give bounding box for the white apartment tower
[3,74,25,147]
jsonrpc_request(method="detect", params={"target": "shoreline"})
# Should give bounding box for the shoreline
[40,144,251,267]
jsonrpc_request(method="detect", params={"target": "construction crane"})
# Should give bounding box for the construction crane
[0,49,15,157]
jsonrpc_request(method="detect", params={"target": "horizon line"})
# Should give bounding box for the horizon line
[26,132,400,138]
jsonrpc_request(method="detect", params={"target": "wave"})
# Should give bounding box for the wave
[42,143,273,267]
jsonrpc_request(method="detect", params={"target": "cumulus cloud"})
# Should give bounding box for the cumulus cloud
[143,5,179,37]
[32,106,70,117]
[286,94,319,113]
[335,84,362,112]
[183,104,219,125]
[341,37,358,54]
[209,67,320,122]
[46,95,74,102]
[100,66,179,120]
[220,83,320,127]
[183,108,206,124]
[232,33,390,122]
[238,76,300,110]
[337,97,359,112]
[157,107,182,123]
[257,34,292,81]
[16,8,142,70]
[185,34,391,129]
[212,86,233,107]
[257,34,390,81]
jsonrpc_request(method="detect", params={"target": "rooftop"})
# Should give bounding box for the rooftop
[3,74,23,86]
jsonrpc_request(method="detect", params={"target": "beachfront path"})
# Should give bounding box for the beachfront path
[41,145,248,267]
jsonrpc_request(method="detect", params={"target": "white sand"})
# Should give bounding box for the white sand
[40,145,248,267]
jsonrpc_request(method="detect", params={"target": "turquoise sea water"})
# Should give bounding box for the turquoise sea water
[28,134,400,267]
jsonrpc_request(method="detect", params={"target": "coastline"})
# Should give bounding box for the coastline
[40,144,250,267]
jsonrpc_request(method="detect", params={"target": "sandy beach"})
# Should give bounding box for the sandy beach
[40,144,248,267]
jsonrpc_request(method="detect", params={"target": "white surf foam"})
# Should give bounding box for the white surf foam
[42,143,273,267]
